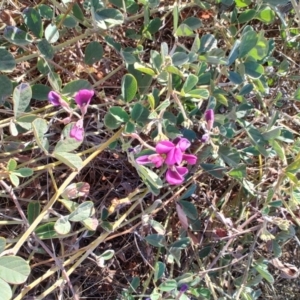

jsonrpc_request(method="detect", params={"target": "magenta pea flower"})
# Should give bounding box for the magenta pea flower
[48,91,71,112]
[48,91,61,106]
[201,133,210,143]
[156,138,192,165]
[70,119,84,141]
[166,165,188,185]
[136,153,165,168]
[75,89,94,115]
[205,109,214,131]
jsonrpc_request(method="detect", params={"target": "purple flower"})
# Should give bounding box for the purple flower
[166,165,188,185]
[75,89,94,115]
[205,109,214,131]
[48,91,61,106]
[156,138,192,165]
[70,119,84,141]
[179,283,189,293]
[201,133,210,143]
[48,91,71,111]
[136,153,165,168]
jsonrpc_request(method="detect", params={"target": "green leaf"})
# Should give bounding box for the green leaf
[45,23,59,43]
[199,34,217,53]
[54,138,82,153]
[23,7,43,38]
[124,121,135,133]
[200,163,227,179]
[182,74,198,93]
[32,118,49,154]
[9,174,19,187]
[186,89,209,99]
[228,164,247,179]
[238,9,256,23]
[37,4,53,19]
[94,8,124,28]
[135,164,163,195]
[53,152,83,170]
[0,278,12,300]
[254,263,274,284]
[35,222,59,239]
[239,30,258,58]
[13,168,33,177]
[218,146,240,167]
[0,256,30,284]
[0,237,6,253]
[256,7,275,24]
[54,217,71,235]
[48,72,62,91]
[175,24,194,37]
[0,49,16,72]
[180,184,197,200]
[182,17,202,30]
[32,84,51,101]
[0,75,13,103]
[158,279,177,292]
[69,201,94,221]
[37,39,54,59]
[72,2,85,21]
[154,261,165,282]
[57,15,77,28]
[13,83,32,117]
[84,41,104,65]
[99,249,115,260]
[133,62,156,76]
[178,200,198,220]
[172,52,189,66]
[110,106,130,123]
[244,61,264,79]
[104,112,122,129]
[4,26,33,46]
[27,202,40,225]
[7,159,17,171]
[145,234,166,247]
[122,74,137,102]
[62,80,93,96]
[170,237,190,249]
[293,87,300,100]
[146,17,162,34]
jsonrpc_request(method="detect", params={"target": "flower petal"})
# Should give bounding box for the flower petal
[149,154,164,168]
[205,109,214,131]
[165,147,182,165]
[176,166,188,176]
[182,153,197,165]
[166,168,184,185]
[201,133,210,143]
[75,90,94,115]
[176,138,191,151]
[165,166,188,185]
[70,119,84,141]
[156,140,175,154]
[48,91,61,106]
[136,155,150,165]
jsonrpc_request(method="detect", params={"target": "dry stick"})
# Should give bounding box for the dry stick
[0,180,79,300]
[0,127,123,257]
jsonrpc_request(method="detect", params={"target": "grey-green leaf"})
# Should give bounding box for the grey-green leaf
[0,49,16,72]
[84,41,104,65]
[53,152,83,170]
[0,256,30,284]
[122,74,137,102]
[13,83,32,117]
[23,7,43,38]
